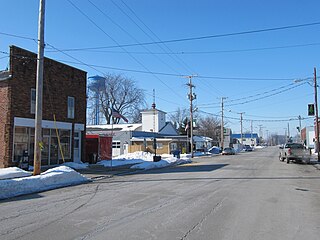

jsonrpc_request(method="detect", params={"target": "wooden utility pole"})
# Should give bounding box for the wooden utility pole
[33,0,45,175]
[314,68,320,161]
[240,112,244,145]
[298,115,302,142]
[220,97,227,150]
[186,76,196,158]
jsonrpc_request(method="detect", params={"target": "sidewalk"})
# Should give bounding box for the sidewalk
[310,156,320,170]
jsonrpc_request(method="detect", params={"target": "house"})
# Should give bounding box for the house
[231,133,259,147]
[86,106,186,157]
[0,46,87,168]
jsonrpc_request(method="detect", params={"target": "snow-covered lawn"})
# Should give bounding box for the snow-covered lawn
[0,166,90,200]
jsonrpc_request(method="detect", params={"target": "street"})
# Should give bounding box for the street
[1,147,320,240]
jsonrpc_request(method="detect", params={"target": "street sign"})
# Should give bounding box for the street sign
[308,104,315,116]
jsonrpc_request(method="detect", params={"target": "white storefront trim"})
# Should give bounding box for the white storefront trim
[74,123,84,131]
[14,117,72,130]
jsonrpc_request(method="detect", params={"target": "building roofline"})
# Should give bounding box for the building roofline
[9,45,87,74]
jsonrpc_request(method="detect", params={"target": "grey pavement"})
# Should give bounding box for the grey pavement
[76,163,140,180]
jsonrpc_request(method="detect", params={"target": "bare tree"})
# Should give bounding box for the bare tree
[197,116,221,143]
[88,74,145,124]
[168,107,189,131]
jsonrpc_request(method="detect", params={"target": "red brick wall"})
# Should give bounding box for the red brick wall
[0,46,87,167]
[0,81,11,167]
[10,46,87,123]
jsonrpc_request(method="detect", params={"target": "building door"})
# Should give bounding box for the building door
[123,143,128,155]
[112,141,121,157]
[73,131,81,163]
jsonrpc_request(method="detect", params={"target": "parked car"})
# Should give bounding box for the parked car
[208,146,221,154]
[243,145,253,152]
[279,143,311,164]
[222,147,236,155]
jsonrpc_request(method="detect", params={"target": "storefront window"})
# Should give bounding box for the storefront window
[60,130,71,159]
[13,127,29,162]
[13,125,72,165]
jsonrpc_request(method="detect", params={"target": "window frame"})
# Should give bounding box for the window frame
[67,96,75,119]
[31,88,36,114]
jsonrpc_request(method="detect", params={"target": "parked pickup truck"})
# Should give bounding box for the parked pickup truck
[279,143,311,164]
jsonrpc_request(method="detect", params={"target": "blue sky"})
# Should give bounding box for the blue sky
[1,0,320,137]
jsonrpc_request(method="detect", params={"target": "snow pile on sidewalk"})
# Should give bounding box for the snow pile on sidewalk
[0,167,32,180]
[62,161,89,170]
[98,151,191,170]
[0,166,90,200]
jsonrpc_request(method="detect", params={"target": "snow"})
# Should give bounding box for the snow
[0,151,191,200]
[62,161,89,170]
[0,167,31,180]
[0,166,90,200]
[99,151,191,170]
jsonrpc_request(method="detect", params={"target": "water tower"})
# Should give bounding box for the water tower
[88,75,105,125]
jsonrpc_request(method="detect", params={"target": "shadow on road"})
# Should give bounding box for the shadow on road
[138,163,229,175]
[95,175,320,184]
[0,193,43,203]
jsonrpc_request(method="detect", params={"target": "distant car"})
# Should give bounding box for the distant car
[222,147,235,155]
[243,145,253,152]
[208,146,221,154]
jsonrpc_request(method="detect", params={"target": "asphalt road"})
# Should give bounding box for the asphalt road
[1,147,320,240]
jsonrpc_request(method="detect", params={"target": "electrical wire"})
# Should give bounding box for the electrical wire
[67,0,187,102]
[0,50,313,85]
[44,21,320,51]
[198,81,308,106]
[199,82,306,107]
[199,109,313,122]
[47,42,320,54]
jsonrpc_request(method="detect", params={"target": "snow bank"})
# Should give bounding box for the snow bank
[62,162,89,170]
[0,166,89,200]
[98,151,191,170]
[0,167,32,180]
[113,151,155,161]
[130,156,191,170]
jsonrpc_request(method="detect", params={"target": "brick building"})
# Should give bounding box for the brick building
[0,46,87,168]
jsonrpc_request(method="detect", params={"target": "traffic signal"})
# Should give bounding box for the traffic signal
[308,104,315,116]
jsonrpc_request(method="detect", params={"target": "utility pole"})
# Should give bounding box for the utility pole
[186,75,196,158]
[298,115,302,142]
[220,97,227,150]
[33,0,45,175]
[237,112,245,145]
[251,120,253,146]
[314,68,320,161]
[287,122,290,142]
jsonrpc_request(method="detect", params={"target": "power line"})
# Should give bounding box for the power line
[47,42,320,54]
[198,81,308,106]
[199,110,313,122]
[224,82,306,107]
[67,0,187,102]
[0,31,37,42]
[199,82,307,107]
[0,50,313,84]
[43,20,320,52]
